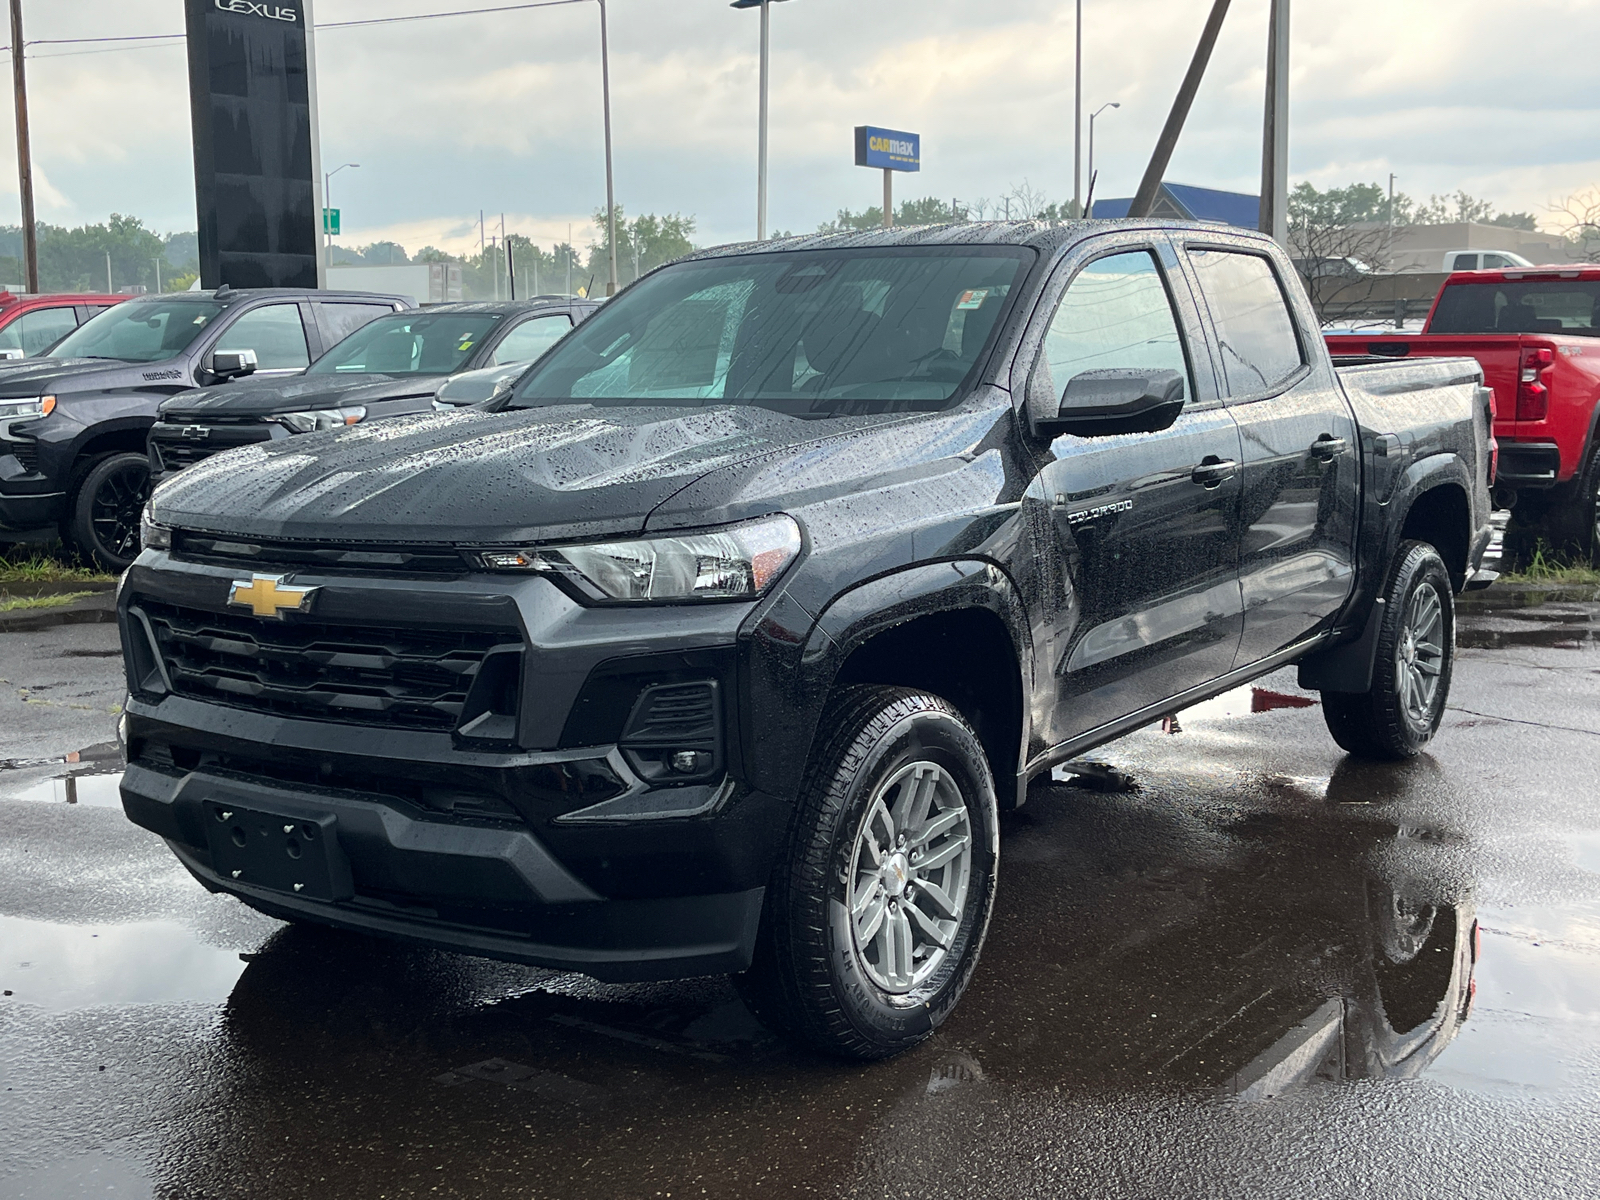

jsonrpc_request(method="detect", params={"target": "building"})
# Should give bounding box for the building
[1373,222,1571,272]
[1091,182,1260,228]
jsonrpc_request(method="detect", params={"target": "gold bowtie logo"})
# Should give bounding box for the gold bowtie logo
[229,574,317,619]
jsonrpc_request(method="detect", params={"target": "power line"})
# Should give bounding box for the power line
[13,0,594,51]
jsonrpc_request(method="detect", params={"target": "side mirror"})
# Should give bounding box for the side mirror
[0,348,24,361]
[1030,366,1186,439]
[210,349,258,381]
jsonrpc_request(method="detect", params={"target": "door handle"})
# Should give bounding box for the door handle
[1311,434,1349,461]
[1191,457,1238,489]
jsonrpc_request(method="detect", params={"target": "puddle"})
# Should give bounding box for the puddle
[1178,684,1319,722]
[0,914,248,1011]
[5,771,124,808]
[1457,625,1599,650]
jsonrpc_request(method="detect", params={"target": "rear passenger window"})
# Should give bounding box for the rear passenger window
[492,314,572,365]
[318,302,397,348]
[1187,249,1303,396]
[1042,250,1190,398]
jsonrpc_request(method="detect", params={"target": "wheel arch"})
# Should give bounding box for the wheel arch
[798,560,1033,809]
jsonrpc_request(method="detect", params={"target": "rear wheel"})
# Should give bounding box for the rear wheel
[65,452,150,573]
[1322,540,1455,760]
[737,686,998,1060]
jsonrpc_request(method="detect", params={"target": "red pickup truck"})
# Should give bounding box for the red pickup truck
[0,290,126,358]
[1327,266,1600,560]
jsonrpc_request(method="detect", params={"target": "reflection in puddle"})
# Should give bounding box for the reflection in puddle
[6,770,124,808]
[1180,684,1320,722]
[0,914,248,1011]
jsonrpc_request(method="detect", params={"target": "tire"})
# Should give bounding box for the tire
[1322,540,1455,761]
[65,452,151,573]
[1539,444,1600,564]
[736,686,999,1060]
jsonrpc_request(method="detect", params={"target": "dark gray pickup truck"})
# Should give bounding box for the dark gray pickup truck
[119,221,1494,1060]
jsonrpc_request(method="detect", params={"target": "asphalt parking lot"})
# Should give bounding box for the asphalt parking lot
[2,583,1597,1200]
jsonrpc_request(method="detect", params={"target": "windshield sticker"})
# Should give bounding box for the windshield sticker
[458,339,475,352]
[956,289,990,310]
[193,314,210,324]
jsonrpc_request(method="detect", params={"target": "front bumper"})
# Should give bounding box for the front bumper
[117,551,792,981]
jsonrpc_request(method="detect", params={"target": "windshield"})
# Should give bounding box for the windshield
[507,247,1032,416]
[47,299,225,363]
[306,311,503,375]
[1430,278,1600,337]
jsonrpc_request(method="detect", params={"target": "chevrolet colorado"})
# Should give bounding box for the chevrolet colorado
[119,221,1493,1059]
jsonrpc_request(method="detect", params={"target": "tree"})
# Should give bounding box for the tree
[1287,181,1417,324]
[1549,190,1600,263]
[585,207,696,286]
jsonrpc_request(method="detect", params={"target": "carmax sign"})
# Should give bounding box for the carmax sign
[854,126,920,173]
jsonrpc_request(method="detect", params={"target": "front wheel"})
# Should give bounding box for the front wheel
[737,687,999,1060]
[66,452,151,573]
[1322,540,1455,761]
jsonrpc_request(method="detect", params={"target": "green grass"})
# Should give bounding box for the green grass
[0,550,113,586]
[1499,544,1600,586]
[0,590,92,612]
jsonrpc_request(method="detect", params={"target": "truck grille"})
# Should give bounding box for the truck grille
[149,422,272,472]
[136,600,521,731]
[172,530,470,575]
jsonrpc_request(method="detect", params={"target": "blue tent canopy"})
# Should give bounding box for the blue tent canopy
[1092,182,1260,228]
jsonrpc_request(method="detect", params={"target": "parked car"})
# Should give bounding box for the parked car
[1327,264,1600,558]
[148,298,597,484]
[121,221,1493,1060]
[0,286,411,568]
[1441,250,1533,273]
[0,290,127,361]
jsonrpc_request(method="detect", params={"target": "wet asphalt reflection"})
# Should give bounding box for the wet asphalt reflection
[2,586,1599,1198]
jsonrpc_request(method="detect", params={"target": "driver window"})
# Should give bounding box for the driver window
[1043,251,1190,405]
[215,304,310,372]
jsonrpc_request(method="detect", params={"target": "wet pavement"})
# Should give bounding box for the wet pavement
[2,587,1599,1198]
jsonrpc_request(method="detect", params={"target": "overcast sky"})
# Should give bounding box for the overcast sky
[9,0,1600,256]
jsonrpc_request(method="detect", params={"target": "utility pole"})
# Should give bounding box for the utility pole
[1072,0,1082,218]
[154,256,162,293]
[598,0,619,296]
[1257,0,1289,246]
[10,0,37,292]
[105,251,112,294]
[566,222,572,297]
[1127,0,1232,219]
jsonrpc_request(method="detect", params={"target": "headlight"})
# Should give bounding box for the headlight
[266,406,366,433]
[139,503,172,551]
[475,514,802,604]
[0,395,55,421]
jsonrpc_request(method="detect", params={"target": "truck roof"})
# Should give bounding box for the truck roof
[1440,265,1600,284]
[685,219,1280,262]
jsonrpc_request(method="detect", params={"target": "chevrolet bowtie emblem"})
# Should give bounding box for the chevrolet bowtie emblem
[181,425,210,441]
[229,574,317,619]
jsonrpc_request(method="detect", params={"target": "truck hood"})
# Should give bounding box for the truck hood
[159,372,446,419]
[0,356,187,396]
[150,404,916,545]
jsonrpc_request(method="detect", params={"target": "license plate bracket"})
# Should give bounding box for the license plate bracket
[203,803,353,901]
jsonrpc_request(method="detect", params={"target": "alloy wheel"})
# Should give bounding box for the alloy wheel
[846,760,973,995]
[89,458,151,563]
[1396,582,1445,727]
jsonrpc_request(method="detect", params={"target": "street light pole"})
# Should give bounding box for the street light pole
[733,0,791,241]
[1086,101,1119,218]
[323,162,357,274]
[597,0,619,296]
[1073,0,1083,218]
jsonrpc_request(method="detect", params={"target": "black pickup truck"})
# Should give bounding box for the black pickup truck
[147,298,599,487]
[0,287,409,569]
[119,222,1494,1060]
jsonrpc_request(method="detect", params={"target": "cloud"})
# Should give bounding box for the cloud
[6,0,1598,243]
